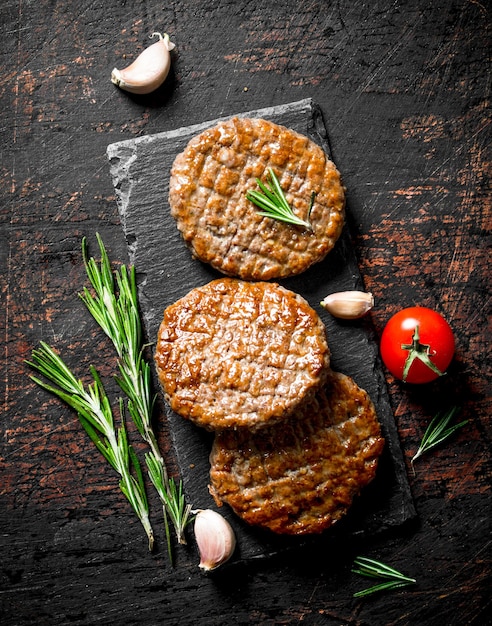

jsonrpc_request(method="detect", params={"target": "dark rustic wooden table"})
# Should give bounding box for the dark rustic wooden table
[1,1,490,625]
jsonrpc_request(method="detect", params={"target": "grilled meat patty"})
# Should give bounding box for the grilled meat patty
[154,278,330,431]
[169,117,345,281]
[209,371,384,535]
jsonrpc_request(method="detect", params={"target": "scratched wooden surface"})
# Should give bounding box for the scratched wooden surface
[1,1,490,625]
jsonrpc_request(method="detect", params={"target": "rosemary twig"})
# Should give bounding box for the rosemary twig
[411,406,468,472]
[80,234,192,561]
[246,168,313,230]
[352,556,416,598]
[26,342,154,550]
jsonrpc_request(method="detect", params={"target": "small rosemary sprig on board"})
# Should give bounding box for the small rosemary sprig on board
[80,234,192,561]
[27,342,154,550]
[411,406,468,471]
[352,556,416,598]
[246,167,314,230]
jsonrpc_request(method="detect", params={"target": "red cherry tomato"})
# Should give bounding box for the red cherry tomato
[380,307,455,383]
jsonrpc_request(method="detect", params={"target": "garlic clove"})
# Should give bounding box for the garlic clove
[320,290,374,319]
[111,32,175,95]
[193,509,236,572]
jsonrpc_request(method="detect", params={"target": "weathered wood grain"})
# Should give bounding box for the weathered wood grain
[1,0,490,624]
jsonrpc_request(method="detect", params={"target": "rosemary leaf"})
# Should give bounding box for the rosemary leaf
[246,168,313,230]
[411,406,468,470]
[146,453,193,554]
[353,580,414,598]
[268,169,291,213]
[352,557,416,598]
[80,234,193,563]
[78,413,118,471]
[307,191,316,221]
[26,343,154,550]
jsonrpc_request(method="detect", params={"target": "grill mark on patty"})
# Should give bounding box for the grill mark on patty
[209,371,385,535]
[154,278,330,431]
[169,117,345,280]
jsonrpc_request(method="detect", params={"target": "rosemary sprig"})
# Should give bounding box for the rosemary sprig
[352,556,416,598]
[411,406,468,471]
[80,234,192,561]
[26,342,154,550]
[246,167,313,230]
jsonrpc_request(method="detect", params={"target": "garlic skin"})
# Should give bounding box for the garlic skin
[193,509,236,572]
[111,32,175,95]
[320,291,374,320]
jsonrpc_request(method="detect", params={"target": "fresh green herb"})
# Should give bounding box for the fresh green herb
[26,342,154,550]
[411,406,468,471]
[352,556,416,598]
[80,234,192,562]
[246,167,313,230]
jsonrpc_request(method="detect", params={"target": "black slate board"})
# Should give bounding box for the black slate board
[106,98,416,562]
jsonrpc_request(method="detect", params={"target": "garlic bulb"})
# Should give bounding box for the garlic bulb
[193,509,236,572]
[111,32,175,95]
[320,291,374,319]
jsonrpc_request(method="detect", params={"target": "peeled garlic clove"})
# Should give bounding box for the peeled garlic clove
[193,509,236,572]
[320,290,374,319]
[111,32,175,95]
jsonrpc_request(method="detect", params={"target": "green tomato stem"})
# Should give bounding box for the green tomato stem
[401,325,445,382]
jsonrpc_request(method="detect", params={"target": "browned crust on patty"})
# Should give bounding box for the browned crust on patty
[208,371,385,535]
[169,117,345,280]
[154,278,330,431]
